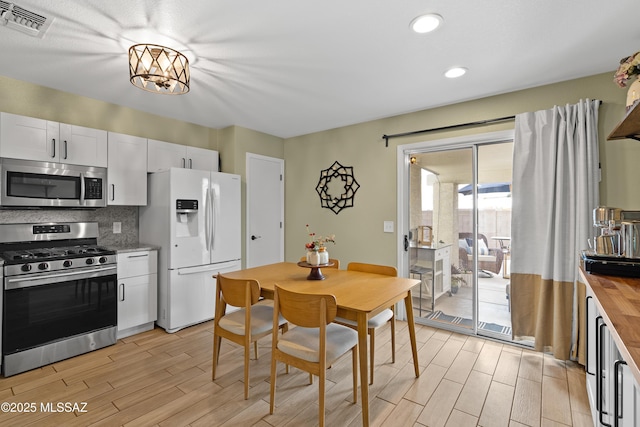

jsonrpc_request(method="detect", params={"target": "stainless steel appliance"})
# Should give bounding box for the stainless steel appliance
[583,208,640,277]
[0,222,117,376]
[0,158,107,208]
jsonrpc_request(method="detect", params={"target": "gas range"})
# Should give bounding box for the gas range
[0,223,116,277]
[0,222,118,377]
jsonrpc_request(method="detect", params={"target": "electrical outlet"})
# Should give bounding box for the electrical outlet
[383,221,394,233]
[113,222,122,234]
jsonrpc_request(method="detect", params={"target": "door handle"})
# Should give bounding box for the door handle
[404,235,409,251]
[251,235,261,241]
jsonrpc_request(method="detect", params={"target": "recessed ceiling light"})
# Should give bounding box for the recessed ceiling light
[445,67,467,78]
[410,14,443,34]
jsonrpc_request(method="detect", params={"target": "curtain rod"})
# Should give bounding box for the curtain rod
[382,115,515,147]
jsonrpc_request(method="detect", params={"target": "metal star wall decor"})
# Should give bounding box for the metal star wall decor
[315,161,360,214]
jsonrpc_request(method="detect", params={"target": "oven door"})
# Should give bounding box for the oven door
[0,158,106,208]
[3,265,117,355]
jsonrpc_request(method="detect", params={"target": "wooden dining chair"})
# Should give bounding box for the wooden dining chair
[299,256,340,269]
[269,285,358,427]
[334,262,397,385]
[212,273,287,400]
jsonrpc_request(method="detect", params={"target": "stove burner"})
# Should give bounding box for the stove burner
[0,245,115,265]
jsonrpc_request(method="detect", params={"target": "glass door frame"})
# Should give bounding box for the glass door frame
[395,130,514,335]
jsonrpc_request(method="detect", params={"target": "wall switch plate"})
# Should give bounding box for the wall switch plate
[113,222,122,234]
[383,221,394,233]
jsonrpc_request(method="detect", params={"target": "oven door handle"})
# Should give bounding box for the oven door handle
[5,265,116,290]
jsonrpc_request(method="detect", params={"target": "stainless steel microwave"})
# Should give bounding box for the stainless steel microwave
[0,158,107,208]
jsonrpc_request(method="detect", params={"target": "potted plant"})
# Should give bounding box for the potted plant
[450,264,469,295]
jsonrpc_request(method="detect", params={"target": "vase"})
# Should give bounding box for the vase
[318,248,329,265]
[626,77,640,112]
[307,250,320,266]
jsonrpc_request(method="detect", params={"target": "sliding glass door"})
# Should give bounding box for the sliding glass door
[406,140,513,340]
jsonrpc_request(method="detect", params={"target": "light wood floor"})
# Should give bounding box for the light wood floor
[0,320,593,426]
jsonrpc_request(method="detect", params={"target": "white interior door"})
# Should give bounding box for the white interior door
[246,153,284,268]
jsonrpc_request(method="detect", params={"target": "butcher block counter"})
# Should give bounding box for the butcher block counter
[580,267,640,385]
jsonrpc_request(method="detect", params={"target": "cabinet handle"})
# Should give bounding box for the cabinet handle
[598,318,613,427]
[182,158,186,168]
[64,140,68,159]
[51,138,56,158]
[614,359,627,427]
[586,296,594,375]
[189,158,193,169]
[120,283,125,301]
[127,254,149,258]
[111,184,115,201]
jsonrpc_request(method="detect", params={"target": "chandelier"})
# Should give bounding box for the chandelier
[128,44,190,95]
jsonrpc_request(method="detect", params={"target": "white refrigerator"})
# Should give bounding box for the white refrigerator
[139,168,241,333]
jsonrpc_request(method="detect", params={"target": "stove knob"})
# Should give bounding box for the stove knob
[86,258,95,265]
[63,260,73,268]
[38,262,49,270]
[21,264,32,272]
[98,256,108,264]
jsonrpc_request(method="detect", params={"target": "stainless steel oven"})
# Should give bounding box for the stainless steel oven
[0,222,117,376]
[0,158,107,208]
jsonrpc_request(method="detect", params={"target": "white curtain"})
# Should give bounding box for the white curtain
[510,99,599,360]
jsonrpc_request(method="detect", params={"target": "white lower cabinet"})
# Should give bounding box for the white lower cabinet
[586,288,640,426]
[117,250,158,339]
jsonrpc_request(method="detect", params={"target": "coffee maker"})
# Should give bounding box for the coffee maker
[583,207,640,277]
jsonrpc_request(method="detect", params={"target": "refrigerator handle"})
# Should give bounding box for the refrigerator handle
[204,184,211,251]
[210,187,216,252]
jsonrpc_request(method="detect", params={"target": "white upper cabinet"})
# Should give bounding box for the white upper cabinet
[187,146,219,172]
[59,123,108,167]
[0,112,59,162]
[107,132,147,205]
[0,112,107,167]
[147,138,218,172]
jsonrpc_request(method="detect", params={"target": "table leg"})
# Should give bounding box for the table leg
[404,291,420,378]
[357,312,369,426]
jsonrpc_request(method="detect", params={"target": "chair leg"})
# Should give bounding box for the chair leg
[243,342,250,400]
[351,346,358,403]
[369,330,375,385]
[269,357,277,414]
[319,368,325,427]
[212,333,222,380]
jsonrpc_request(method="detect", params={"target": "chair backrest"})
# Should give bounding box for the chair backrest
[347,262,397,277]
[459,232,489,248]
[217,273,261,308]
[274,285,337,327]
[299,256,340,269]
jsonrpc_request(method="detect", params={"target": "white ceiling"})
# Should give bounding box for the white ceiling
[0,0,637,138]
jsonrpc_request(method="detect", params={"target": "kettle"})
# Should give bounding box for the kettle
[593,234,620,256]
[621,221,640,258]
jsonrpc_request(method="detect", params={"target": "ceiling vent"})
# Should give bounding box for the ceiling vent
[0,1,53,38]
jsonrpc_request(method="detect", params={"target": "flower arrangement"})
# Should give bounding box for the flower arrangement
[614,50,640,88]
[305,224,335,251]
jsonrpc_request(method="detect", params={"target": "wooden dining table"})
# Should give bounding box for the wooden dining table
[223,261,421,426]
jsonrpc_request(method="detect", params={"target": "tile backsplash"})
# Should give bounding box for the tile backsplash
[0,206,138,247]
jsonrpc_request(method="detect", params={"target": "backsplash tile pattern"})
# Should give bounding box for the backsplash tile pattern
[0,206,138,246]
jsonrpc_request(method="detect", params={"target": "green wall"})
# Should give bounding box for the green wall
[0,75,215,150]
[283,72,639,267]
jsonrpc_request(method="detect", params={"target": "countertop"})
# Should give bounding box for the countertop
[106,243,160,254]
[580,268,640,385]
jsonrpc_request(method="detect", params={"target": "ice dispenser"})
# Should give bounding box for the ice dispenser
[175,199,198,237]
